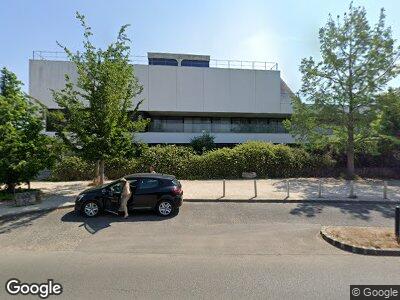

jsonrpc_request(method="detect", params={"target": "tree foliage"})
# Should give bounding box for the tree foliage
[286,3,400,177]
[0,68,56,191]
[52,12,148,183]
[369,88,400,155]
[190,131,216,154]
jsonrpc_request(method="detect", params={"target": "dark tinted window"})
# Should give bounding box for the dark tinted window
[172,179,181,187]
[129,179,138,189]
[148,58,178,66]
[150,117,184,132]
[139,178,160,190]
[110,182,123,194]
[181,60,209,67]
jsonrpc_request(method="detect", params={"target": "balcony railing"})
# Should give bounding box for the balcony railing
[32,50,278,71]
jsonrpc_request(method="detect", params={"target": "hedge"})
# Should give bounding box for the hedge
[51,156,94,181]
[50,141,335,181]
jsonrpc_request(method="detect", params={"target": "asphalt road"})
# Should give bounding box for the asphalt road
[0,202,399,299]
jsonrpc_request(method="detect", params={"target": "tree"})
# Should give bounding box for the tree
[190,131,216,154]
[0,68,55,192]
[52,12,147,184]
[369,88,400,157]
[286,3,400,178]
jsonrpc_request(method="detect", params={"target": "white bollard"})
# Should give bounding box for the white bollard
[254,179,257,198]
[348,180,357,199]
[318,179,322,198]
[286,180,290,198]
[222,179,226,198]
[383,181,388,200]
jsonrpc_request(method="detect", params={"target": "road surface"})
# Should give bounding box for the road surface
[0,202,398,299]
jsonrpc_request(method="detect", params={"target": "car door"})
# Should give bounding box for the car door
[132,178,160,208]
[103,181,123,212]
[126,179,138,207]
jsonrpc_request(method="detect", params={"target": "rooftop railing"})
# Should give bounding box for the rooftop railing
[32,50,279,71]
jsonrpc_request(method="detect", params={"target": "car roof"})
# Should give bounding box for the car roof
[124,173,176,180]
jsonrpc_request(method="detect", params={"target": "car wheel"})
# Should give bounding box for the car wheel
[82,200,101,217]
[156,200,175,217]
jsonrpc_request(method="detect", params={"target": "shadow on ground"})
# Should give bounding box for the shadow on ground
[290,202,396,220]
[61,210,176,234]
[0,210,52,234]
[273,178,400,201]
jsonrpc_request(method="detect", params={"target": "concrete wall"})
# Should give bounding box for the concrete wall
[29,60,290,115]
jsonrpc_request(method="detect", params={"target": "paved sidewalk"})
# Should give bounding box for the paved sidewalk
[1,178,399,217]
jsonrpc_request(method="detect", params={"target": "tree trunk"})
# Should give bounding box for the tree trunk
[346,125,355,179]
[94,160,100,185]
[99,160,105,185]
[6,183,16,194]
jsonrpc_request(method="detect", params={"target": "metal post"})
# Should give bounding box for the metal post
[222,179,226,198]
[286,180,290,198]
[318,179,322,198]
[254,179,257,198]
[348,180,357,199]
[395,206,400,241]
[383,181,388,200]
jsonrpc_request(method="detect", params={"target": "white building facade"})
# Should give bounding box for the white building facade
[29,52,294,144]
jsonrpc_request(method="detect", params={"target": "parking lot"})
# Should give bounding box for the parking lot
[0,202,399,299]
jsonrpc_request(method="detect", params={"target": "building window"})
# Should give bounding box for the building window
[211,118,231,133]
[181,60,209,68]
[150,117,184,132]
[231,118,250,133]
[184,117,211,132]
[148,58,178,66]
[148,116,288,133]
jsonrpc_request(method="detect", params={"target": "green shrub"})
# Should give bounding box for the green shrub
[50,142,336,181]
[190,132,216,154]
[189,147,237,179]
[136,145,195,178]
[105,157,137,180]
[188,142,334,179]
[51,156,94,181]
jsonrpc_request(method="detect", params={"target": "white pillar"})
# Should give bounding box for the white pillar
[286,180,290,198]
[383,181,388,200]
[318,179,322,198]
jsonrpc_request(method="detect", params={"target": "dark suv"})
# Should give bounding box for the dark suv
[75,173,183,218]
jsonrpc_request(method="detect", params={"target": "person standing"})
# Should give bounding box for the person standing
[149,165,156,173]
[119,178,132,219]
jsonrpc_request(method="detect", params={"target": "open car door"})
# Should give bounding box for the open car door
[103,181,123,215]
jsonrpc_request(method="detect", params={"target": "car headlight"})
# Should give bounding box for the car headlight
[76,194,85,201]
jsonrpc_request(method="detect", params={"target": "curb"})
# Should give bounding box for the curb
[320,227,400,256]
[184,199,400,205]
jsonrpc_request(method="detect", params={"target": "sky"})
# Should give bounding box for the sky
[1,0,400,93]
